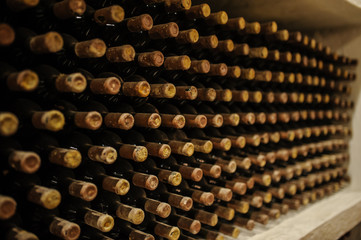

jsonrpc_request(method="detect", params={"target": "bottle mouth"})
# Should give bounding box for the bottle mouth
[0,196,16,220]
[0,112,18,137]
[179,197,193,211]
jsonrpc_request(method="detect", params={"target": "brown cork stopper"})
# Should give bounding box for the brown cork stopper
[274,30,289,41]
[176,29,199,44]
[250,212,269,225]
[196,88,216,101]
[240,68,255,80]
[263,92,274,103]
[116,203,145,225]
[106,45,135,63]
[219,224,240,238]
[118,144,148,162]
[265,151,276,163]
[210,137,231,151]
[205,11,228,25]
[168,193,193,211]
[104,113,134,130]
[49,217,80,240]
[132,173,158,190]
[249,154,266,167]
[122,81,150,97]
[7,227,39,240]
[138,51,164,67]
[134,113,161,128]
[208,63,228,76]
[194,209,218,225]
[234,43,250,56]
[214,205,235,221]
[245,22,261,34]
[68,180,98,201]
[253,173,271,186]
[226,181,247,195]
[27,185,61,209]
[127,14,153,32]
[190,139,213,153]
[254,70,272,81]
[0,23,15,46]
[177,216,201,235]
[54,73,86,94]
[159,114,185,129]
[74,38,106,58]
[216,158,237,172]
[308,57,317,68]
[89,77,121,95]
[222,17,246,31]
[149,22,179,39]
[183,114,207,128]
[260,132,270,144]
[102,176,130,194]
[178,166,203,182]
[269,187,284,199]
[150,83,176,98]
[164,0,192,11]
[211,186,233,201]
[245,134,260,146]
[215,39,234,52]
[260,21,277,34]
[31,110,65,132]
[226,66,241,78]
[167,140,194,156]
[185,4,211,19]
[279,51,292,63]
[144,199,171,218]
[6,0,39,11]
[249,91,262,103]
[154,222,180,240]
[260,207,280,219]
[289,31,302,42]
[49,148,81,168]
[94,5,124,25]
[158,170,182,186]
[30,32,64,54]
[274,92,288,104]
[215,89,232,102]
[84,209,114,232]
[271,72,284,83]
[256,112,266,124]
[302,35,309,46]
[204,114,223,128]
[0,112,18,137]
[53,0,86,19]
[234,217,254,230]
[188,59,210,74]
[309,38,316,49]
[291,53,301,64]
[193,35,218,49]
[0,195,16,220]
[222,113,240,126]
[249,47,268,59]
[233,157,251,170]
[175,86,197,100]
[73,111,103,130]
[270,131,280,142]
[164,55,191,70]
[227,200,249,214]
[267,50,280,61]
[200,163,221,178]
[88,146,117,164]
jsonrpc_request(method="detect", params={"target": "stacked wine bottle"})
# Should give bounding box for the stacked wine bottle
[0,0,356,239]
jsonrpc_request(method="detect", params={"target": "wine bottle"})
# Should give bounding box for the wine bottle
[0,195,16,220]
[0,62,39,92]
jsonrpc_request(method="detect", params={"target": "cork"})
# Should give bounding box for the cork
[260,207,280,219]
[73,111,103,130]
[87,146,117,164]
[158,170,182,186]
[267,50,280,61]
[138,51,164,67]
[215,159,237,173]
[249,91,262,103]
[279,51,292,62]
[102,176,130,195]
[253,173,271,186]
[84,209,114,232]
[89,77,121,95]
[289,31,302,42]
[238,113,255,125]
[188,59,210,74]
[211,186,233,201]
[132,173,158,190]
[208,63,228,76]
[203,230,224,240]
[263,91,274,103]
[30,32,64,54]
[164,0,192,11]
[6,0,39,11]
[204,114,223,127]
[254,70,272,81]
[234,44,250,56]
[245,22,261,34]
[149,22,179,39]
[143,141,171,159]
[177,216,201,234]
[0,112,18,137]
[250,212,269,225]
[32,110,65,131]
[274,30,289,41]
[255,112,266,125]
[178,166,203,182]
[74,39,106,58]
[223,17,246,30]
[269,187,284,199]
[183,114,207,128]
[6,69,39,92]
[249,47,268,59]
[233,157,251,170]
[210,137,231,151]
[219,224,240,238]
[232,90,250,103]
[167,140,194,156]
[144,199,171,218]
[176,29,199,44]
[53,0,86,19]
[6,227,39,240]
[134,113,161,129]
[27,185,61,209]
[129,230,154,240]
[270,131,280,142]
[68,180,98,201]
[205,11,228,25]
[168,193,193,211]
[106,45,135,63]
[164,55,191,70]
[0,195,16,220]
[240,68,255,80]
[291,53,301,64]
[302,35,309,46]
[215,39,234,52]
[49,217,80,240]
[159,114,185,129]
[227,200,249,214]
[194,35,218,49]
[154,222,180,240]
[226,66,241,78]
[222,113,240,126]
[150,83,176,98]
[127,14,153,32]
[215,89,232,102]
[55,73,87,93]
[234,217,254,230]
[214,205,235,221]
[260,21,277,33]
[200,163,221,178]
[0,23,15,46]
[116,203,144,225]
[194,209,218,225]
[185,4,211,19]
[49,148,81,168]
[196,88,216,102]
[94,5,124,25]
[118,144,148,162]
[122,81,150,97]
[174,86,197,100]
